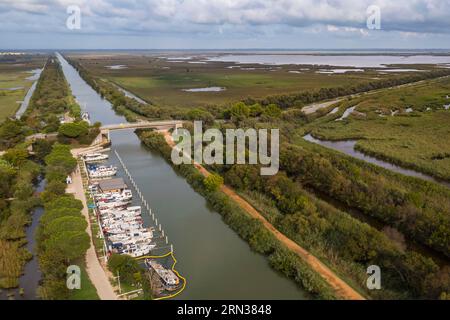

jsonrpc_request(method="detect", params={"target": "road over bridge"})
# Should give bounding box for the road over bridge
[100,120,184,143]
[100,120,183,132]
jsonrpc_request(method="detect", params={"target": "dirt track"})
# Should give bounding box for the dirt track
[164,131,365,300]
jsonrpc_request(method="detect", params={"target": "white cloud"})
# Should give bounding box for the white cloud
[1,0,450,48]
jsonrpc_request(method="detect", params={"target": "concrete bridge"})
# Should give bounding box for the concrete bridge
[100,120,183,132]
[100,120,183,142]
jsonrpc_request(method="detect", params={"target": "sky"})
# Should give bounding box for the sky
[1,0,450,50]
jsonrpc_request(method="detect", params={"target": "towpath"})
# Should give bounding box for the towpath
[163,131,365,300]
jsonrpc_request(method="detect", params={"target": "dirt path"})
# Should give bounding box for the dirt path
[164,131,365,300]
[302,99,343,115]
[67,149,117,300]
[300,75,450,115]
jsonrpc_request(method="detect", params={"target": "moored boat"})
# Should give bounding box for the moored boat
[84,153,109,163]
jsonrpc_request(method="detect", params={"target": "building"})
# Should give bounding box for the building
[98,178,128,193]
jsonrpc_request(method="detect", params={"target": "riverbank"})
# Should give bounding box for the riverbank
[140,129,364,300]
[0,175,44,300]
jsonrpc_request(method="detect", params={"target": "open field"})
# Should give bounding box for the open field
[0,55,46,121]
[66,52,441,108]
[308,76,450,180]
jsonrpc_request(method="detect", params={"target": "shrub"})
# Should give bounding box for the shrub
[58,122,89,138]
[203,173,223,192]
[107,254,142,285]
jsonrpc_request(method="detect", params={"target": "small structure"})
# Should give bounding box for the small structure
[66,176,73,184]
[25,133,48,142]
[98,178,128,193]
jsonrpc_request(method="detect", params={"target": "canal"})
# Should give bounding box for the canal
[0,177,46,300]
[57,53,307,299]
[15,68,43,119]
[303,133,450,189]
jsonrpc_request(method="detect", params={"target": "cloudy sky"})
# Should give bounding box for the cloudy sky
[1,0,450,49]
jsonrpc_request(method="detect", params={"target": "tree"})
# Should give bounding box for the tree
[3,148,29,167]
[107,254,142,285]
[45,196,83,211]
[203,173,224,192]
[40,207,83,226]
[46,216,87,236]
[33,139,53,161]
[249,103,264,117]
[263,104,282,118]
[229,102,250,123]
[40,180,67,202]
[186,108,214,125]
[0,119,24,141]
[58,122,88,138]
[44,231,90,261]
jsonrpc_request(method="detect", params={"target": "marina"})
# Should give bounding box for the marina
[81,151,185,298]
[57,52,308,300]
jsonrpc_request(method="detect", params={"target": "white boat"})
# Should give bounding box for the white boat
[84,153,109,163]
[146,260,180,287]
[108,228,153,242]
[101,210,141,219]
[97,201,130,210]
[100,206,140,214]
[102,216,143,226]
[104,222,144,234]
[122,244,156,258]
[89,168,118,179]
[89,165,117,173]
[95,189,133,202]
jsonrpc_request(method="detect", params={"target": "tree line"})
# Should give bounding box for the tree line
[138,130,338,300]
[35,143,90,299]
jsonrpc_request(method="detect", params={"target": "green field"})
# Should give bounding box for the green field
[0,56,46,121]
[68,53,431,108]
[307,76,450,180]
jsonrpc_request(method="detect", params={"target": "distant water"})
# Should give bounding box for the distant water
[303,134,450,188]
[182,87,226,92]
[207,54,450,68]
[15,68,43,119]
